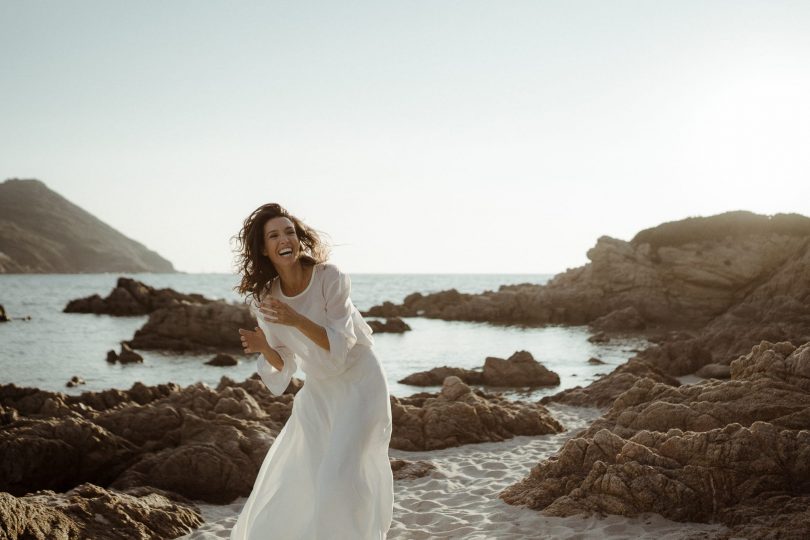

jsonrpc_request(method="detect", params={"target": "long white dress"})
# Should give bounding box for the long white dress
[230,262,394,540]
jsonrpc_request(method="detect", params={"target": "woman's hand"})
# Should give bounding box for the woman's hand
[239,326,270,354]
[260,298,303,328]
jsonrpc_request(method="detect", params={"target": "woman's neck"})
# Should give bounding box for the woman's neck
[277,261,311,296]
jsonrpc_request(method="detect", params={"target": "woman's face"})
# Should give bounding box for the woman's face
[262,216,300,269]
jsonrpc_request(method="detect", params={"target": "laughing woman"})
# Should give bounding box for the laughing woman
[230,203,394,540]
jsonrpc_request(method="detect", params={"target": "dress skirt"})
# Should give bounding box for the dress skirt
[230,343,394,539]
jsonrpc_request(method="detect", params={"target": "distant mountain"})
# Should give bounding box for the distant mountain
[0,178,176,274]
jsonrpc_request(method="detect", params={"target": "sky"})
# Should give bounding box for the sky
[1,1,809,274]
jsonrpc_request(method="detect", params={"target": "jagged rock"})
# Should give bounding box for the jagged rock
[64,277,212,316]
[0,375,296,504]
[541,358,680,408]
[205,354,238,366]
[367,317,411,333]
[106,342,144,364]
[390,376,563,451]
[389,458,436,480]
[482,350,560,387]
[0,483,203,539]
[502,340,810,537]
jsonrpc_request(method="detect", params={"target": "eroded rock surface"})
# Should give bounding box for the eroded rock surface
[391,376,563,451]
[501,340,810,538]
[0,483,203,539]
[541,358,680,408]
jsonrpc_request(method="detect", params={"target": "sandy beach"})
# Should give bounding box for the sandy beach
[178,404,728,539]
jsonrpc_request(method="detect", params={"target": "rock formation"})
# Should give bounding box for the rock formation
[390,376,563,451]
[365,212,810,377]
[501,340,810,538]
[399,350,559,389]
[128,302,254,352]
[65,277,213,316]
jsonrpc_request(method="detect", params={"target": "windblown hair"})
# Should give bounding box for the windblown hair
[232,203,330,305]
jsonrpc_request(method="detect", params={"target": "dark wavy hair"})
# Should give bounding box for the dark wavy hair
[232,203,330,305]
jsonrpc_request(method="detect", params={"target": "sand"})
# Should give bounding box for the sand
[178,404,728,539]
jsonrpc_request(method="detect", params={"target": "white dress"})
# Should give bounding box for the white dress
[230,262,394,540]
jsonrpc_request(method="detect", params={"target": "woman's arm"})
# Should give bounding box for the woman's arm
[260,298,330,352]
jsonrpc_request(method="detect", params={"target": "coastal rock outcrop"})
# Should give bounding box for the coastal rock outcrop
[64,277,210,316]
[399,350,559,389]
[365,212,810,377]
[501,340,810,538]
[128,301,254,352]
[390,376,563,451]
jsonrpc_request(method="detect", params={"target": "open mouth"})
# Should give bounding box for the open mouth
[278,248,293,257]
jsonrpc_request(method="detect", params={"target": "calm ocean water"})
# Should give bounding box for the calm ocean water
[0,273,648,399]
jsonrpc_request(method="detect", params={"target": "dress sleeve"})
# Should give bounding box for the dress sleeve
[304,265,360,378]
[250,298,298,395]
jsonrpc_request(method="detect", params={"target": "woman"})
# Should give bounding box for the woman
[230,203,394,539]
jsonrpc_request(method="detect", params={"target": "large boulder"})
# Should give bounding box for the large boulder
[128,301,255,352]
[390,376,563,451]
[482,350,560,387]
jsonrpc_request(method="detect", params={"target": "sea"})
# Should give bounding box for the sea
[0,273,649,400]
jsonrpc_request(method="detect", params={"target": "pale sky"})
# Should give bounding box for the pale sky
[2,1,809,274]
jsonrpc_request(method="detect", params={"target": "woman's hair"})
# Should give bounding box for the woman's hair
[232,203,330,305]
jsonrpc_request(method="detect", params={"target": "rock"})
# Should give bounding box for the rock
[390,376,563,451]
[64,277,213,316]
[389,458,436,480]
[588,331,609,343]
[66,376,86,388]
[399,366,483,386]
[695,362,731,379]
[482,351,560,387]
[0,483,203,539]
[362,212,810,378]
[117,342,143,364]
[398,351,560,389]
[0,375,296,504]
[541,358,680,408]
[0,304,9,323]
[367,317,412,333]
[589,306,646,332]
[587,357,606,365]
[205,354,238,366]
[502,340,810,537]
[128,301,255,352]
